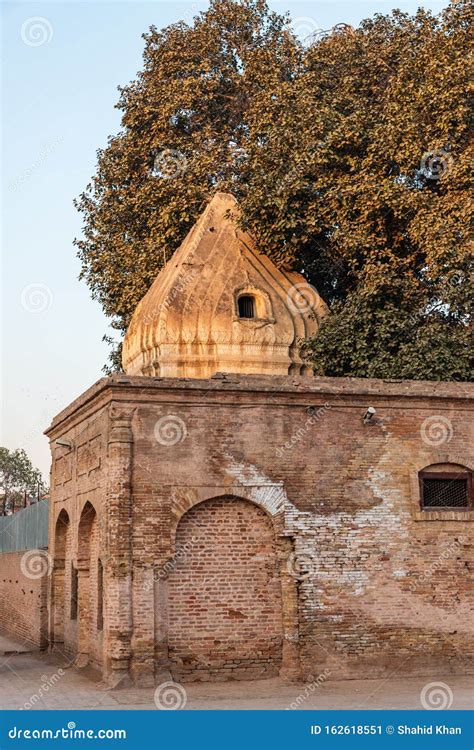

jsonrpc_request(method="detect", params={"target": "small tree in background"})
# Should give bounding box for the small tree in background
[75,0,472,380]
[0,448,48,515]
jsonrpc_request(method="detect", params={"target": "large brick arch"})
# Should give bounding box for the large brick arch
[169,485,288,554]
[167,495,284,682]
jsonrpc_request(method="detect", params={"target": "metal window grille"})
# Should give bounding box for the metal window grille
[421,477,469,508]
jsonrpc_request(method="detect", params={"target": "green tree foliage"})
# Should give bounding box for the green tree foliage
[299,268,472,380]
[75,0,472,380]
[0,448,48,515]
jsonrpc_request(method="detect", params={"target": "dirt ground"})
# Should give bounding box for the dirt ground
[1,633,472,711]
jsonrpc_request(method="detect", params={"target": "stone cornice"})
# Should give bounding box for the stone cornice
[44,373,473,438]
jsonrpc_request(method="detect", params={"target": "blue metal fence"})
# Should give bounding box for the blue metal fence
[0,500,49,552]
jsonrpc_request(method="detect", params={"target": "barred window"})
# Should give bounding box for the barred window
[419,471,472,510]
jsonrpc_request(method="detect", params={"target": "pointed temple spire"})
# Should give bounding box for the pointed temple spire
[122,192,327,378]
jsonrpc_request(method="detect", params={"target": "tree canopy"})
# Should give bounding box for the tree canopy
[0,448,48,515]
[75,0,472,379]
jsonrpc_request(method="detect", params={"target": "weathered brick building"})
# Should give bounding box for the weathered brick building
[45,193,473,686]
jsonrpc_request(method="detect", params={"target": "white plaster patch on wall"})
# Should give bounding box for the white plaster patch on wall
[366,440,416,580]
[224,452,318,535]
[308,570,370,612]
[222,449,412,607]
[225,454,368,608]
[249,485,286,517]
[224,452,288,517]
[366,450,411,537]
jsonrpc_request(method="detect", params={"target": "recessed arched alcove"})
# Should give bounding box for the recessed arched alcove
[167,495,284,682]
[76,501,102,667]
[52,509,70,646]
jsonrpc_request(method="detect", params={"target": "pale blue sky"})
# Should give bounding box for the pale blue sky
[2,0,448,479]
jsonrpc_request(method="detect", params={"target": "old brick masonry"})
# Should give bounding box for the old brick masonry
[43,374,473,686]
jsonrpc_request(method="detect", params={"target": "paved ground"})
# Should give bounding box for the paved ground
[0,640,472,711]
[0,632,36,655]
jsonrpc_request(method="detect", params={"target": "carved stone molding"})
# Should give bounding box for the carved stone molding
[108,404,136,445]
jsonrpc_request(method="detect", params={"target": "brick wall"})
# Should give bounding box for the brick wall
[0,551,48,647]
[45,375,474,684]
[168,497,283,681]
[47,405,109,668]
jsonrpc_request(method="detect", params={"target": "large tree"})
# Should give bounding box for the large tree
[75,0,300,370]
[75,0,472,379]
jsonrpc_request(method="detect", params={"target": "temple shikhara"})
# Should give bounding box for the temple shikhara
[1,193,472,687]
[122,192,327,379]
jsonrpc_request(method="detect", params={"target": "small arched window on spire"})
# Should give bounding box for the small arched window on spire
[238,294,256,319]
